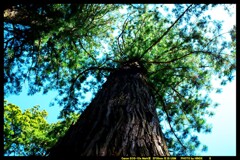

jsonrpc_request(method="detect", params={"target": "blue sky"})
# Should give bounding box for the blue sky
[4,4,236,156]
[197,77,236,156]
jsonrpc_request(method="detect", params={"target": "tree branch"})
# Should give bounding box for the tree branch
[146,81,187,151]
[146,50,213,64]
[148,52,193,64]
[155,41,186,60]
[140,4,194,59]
[78,39,97,63]
[158,93,187,151]
[69,66,115,93]
[204,31,231,49]
[170,86,199,124]
[117,17,130,56]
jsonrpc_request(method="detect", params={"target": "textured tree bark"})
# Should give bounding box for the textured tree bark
[48,62,170,157]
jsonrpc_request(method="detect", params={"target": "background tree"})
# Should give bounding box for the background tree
[4,4,236,156]
[4,100,79,156]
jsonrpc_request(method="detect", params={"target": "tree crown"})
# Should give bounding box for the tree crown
[4,4,236,155]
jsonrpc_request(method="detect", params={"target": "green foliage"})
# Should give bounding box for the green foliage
[4,4,236,155]
[4,100,79,156]
[4,4,120,112]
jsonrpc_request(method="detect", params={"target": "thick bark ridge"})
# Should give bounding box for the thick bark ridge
[49,62,170,157]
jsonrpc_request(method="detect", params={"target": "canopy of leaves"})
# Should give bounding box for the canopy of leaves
[4,100,79,156]
[4,4,236,155]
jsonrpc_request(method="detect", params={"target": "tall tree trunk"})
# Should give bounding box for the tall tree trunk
[48,62,170,157]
